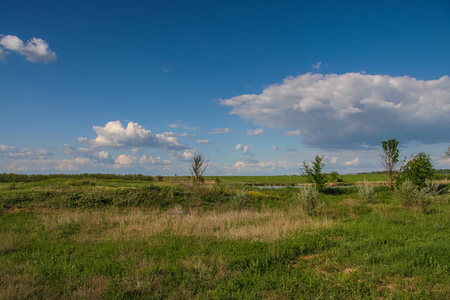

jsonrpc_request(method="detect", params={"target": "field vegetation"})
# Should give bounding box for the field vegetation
[0,174,450,299]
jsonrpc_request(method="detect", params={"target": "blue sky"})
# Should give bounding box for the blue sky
[1,0,449,175]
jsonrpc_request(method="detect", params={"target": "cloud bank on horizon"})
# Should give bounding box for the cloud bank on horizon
[0,35,57,63]
[221,73,450,150]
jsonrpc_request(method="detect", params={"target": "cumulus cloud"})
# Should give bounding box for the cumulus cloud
[64,144,113,163]
[168,149,198,161]
[344,157,360,166]
[80,121,188,150]
[0,145,54,160]
[247,128,264,135]
[331,157,338,164]
[139,155,171,165]
[0,35,57,63]
[209,128,233,134]
[114,154,137,168]
[196,139,211,144]
[272,145,278,150]
[221,73,450,150]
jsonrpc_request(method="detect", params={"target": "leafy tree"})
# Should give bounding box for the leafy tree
[445,147,450,158]
[328,171,343,183]
[190,154,208,184]
[380,139,401,190]
[398,152,435,188]
[300,155,327,192]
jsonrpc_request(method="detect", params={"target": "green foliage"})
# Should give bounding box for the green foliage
[297,185,320,215]
[380,138,401,189]
[358,183,376,202]
[328,171,343,183]
[300,155,327,192]
[398,152,435,188]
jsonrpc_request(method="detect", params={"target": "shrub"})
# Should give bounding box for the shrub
[395,179,437,212]
[358,183,376,202]
[297,185,320,216]
[230,188,249,209]
[398,152,434,188]
[395,179,419,207]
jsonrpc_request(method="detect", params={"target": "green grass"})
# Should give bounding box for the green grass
[1,177,449,299]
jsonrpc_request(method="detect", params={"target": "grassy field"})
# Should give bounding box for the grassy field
[1,177,450,299]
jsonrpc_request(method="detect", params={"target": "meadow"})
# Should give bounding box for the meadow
[1,175,449,299]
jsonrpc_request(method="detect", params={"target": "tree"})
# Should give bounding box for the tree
[398,152,435,188]
[300,155,327,192]
[445,147,450,158]
[380,139,401,190]
[328,171,343,183]
[190,154,208,184]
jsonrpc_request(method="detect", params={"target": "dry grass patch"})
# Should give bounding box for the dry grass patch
[39,206,335,242]
[73,276,110,300]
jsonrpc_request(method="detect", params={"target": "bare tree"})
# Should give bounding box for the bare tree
[445,147,450,158]
[380,139,401,190]
[190,154,208,183]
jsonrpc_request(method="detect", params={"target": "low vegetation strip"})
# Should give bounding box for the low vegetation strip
[0,177,449,298]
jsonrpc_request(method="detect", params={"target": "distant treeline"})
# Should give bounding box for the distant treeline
[0,173,156,182]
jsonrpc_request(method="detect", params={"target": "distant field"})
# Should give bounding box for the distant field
[201,174,390,185]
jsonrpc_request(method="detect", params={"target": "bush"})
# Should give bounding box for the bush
[398,152,435,188]
[297,185,320,216]
[358,183,376,202]
[395,179,437,212]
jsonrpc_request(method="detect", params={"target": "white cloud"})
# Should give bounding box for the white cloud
[344,157,360,166]
[168,149,198,161]
[283,130,301,136]
[196,139,211,144]
[64,144,113,163]
[80,120,187,150]
[168,122,199,130]
[180,132,196,137]
[139,155,171,165]
[235,143,252,154]
[232,160,276,173]
[247,128,264,135]
[221,73,450,150]
[55,158,92,171]
[331,157,338,164]
[209,128,233,134]
[0,145,54,160]
[0,35,57,63]
[114,154,137,167]
[272,145,278,150]
[312,62,322,69]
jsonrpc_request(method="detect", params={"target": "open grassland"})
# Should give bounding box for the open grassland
[1,178,450,299]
